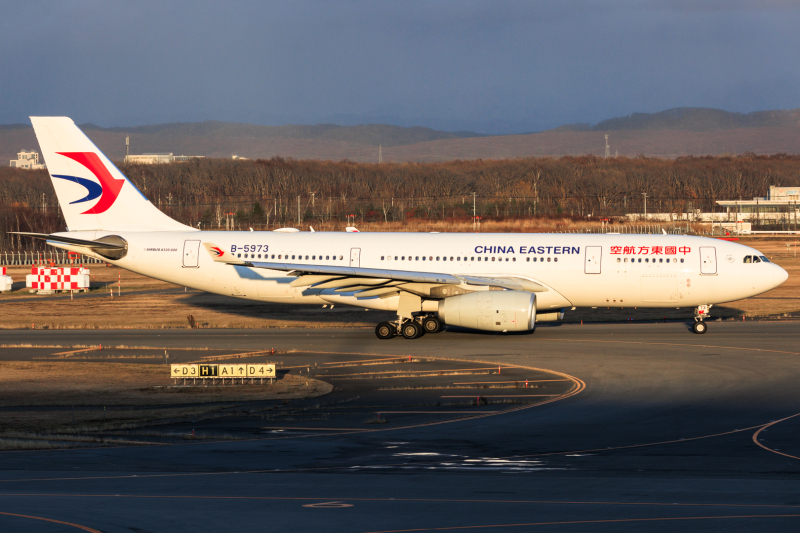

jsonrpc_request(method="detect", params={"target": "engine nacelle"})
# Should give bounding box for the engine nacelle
[437,290,536,332]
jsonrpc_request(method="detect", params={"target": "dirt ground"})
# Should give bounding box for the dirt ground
[0,361,332,436]
[0,237,797,329]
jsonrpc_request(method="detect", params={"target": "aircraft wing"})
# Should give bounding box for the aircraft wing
[245,261,461,285]
[203,242,547,297]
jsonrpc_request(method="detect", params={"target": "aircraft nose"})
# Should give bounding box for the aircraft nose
[773,264,789,287]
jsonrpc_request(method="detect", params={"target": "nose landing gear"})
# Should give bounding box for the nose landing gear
[692,304,711,334]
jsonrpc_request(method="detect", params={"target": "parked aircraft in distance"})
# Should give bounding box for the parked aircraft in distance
[16,117,788,338]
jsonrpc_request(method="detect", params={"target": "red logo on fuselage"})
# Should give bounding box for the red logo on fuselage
[57,152,124,214]
[210,247,224,257]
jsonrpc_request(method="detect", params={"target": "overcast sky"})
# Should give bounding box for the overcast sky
[2,1,799,133]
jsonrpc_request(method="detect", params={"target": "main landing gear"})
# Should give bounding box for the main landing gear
[375,314,443,340]
[692,304,711,334]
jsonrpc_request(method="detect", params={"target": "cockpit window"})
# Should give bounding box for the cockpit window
[760,256,770,263]
[743,256,752,263]
[753,256,761,263]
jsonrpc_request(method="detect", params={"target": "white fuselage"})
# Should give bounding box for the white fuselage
[53,230,787,314]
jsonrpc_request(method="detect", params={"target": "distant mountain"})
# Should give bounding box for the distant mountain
[588,107,800,132]
[4,108,800,164]
[80,121,484,147]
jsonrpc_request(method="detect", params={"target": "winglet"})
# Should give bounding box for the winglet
[202,242,247,265]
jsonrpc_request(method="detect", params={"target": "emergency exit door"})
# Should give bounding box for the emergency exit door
[350,248,361,267]
[584,246,602,274]
[183,240,201,268]
[700,246,717,275]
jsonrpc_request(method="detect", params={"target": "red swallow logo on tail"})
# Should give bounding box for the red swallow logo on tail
[56,152,124,214]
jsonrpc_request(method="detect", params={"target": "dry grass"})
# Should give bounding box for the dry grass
[0,266,389,329]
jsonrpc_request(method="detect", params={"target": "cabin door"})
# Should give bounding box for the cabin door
[183,240,201,268]
[700,246,717,275]
[584,246,602,274]
[350,248,361,267]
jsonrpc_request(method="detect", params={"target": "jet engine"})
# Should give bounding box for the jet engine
[437,290,536,332]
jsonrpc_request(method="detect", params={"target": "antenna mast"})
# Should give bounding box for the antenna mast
[604,134,610,159]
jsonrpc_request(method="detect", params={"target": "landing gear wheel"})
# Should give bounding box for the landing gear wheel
[401,321,422,339]
[375,322,395,340]
[692,321,707,334]
[422,316,442,334]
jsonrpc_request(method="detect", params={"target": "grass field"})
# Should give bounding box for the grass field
[0,361,331,448]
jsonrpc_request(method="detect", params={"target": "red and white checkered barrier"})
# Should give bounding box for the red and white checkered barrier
[0,266,11,292]
[26,267,91,292]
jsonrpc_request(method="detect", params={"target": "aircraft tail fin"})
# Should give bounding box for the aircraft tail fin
[30,117,194,232]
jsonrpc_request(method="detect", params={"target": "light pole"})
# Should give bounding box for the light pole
[472,192,476,230]
[641,192,648,220]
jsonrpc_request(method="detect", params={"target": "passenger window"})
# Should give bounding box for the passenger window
[680,258,684,263]
[421,256,424,261]
[325,255,329,260]
[491,257,495,262]
[305,255,309,260]
[278,255,282,259]
[617,258,621,263]
[760,256,770,263]
[436,257,440,261]
[554,257,558,262]
[450,257,454,261]
[471,257,474,261]
[526,257,530,262]
[429,257,433,261]
[339,255,343,260]
[659,258,663,263]
[477,257,481,261]
[380,256,384,260]
[512,257,516,262]
[638,258,642,263]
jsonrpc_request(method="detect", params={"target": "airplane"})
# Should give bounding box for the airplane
[15,117,789,338]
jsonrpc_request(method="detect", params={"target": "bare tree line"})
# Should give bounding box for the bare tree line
[1,154,798,249]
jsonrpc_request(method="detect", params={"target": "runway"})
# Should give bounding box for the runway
[1,321,799,532]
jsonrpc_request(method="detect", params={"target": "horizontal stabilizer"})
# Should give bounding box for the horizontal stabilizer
[10,232,126,249]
